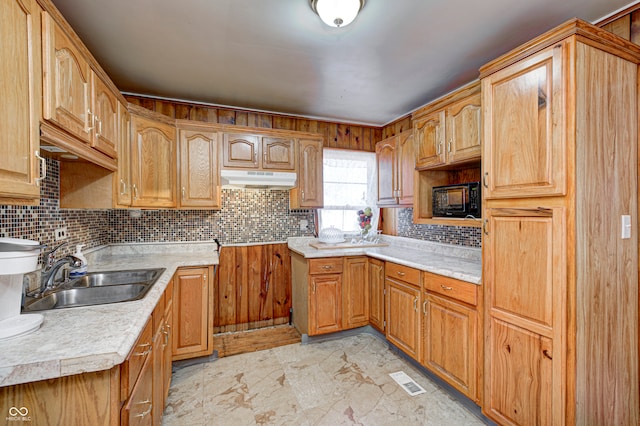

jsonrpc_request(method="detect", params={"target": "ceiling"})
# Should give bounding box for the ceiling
[51,0,635,126]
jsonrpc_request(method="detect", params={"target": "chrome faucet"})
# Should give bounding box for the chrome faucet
[31,243,82,297]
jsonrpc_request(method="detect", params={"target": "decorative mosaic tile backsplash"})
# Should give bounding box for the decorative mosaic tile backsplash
[396,208,481,248]
[0,160,315,259]
[0,160,479,258]
[108,190,315,244]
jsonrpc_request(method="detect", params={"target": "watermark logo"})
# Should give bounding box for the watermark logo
[7,406,31,422]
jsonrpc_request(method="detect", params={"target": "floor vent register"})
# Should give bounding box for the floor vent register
[389,371,427,396]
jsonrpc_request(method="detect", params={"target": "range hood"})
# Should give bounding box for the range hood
[220,169,297,190]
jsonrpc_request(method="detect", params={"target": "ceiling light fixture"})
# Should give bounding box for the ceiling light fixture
[309,0,365,28]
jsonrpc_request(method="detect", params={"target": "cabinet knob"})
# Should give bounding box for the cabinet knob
[482,219,489,236]
[483,172,489,189]
[95,117,102,137]
[132,184,138,200]
[301,190,305,201]
[422,300,427,315]
[182,187,186,200]
[413,296,418,311]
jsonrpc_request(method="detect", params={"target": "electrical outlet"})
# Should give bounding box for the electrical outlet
[299,219,309,230]
[55,227,67,241]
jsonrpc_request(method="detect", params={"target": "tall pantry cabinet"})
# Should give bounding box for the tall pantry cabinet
[481,19,639,425]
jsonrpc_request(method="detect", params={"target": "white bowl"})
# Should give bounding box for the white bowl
[0,238,40,275]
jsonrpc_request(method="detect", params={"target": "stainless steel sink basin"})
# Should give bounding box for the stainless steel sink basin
[68,269,164,288]
[22,268,165,312]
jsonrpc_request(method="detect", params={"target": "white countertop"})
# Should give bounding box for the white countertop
[287,236,482,285]
[0,242,218,387]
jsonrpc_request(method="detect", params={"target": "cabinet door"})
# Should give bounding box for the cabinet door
[486,318,553,426]
[309,274,342,335]
[130,115,176,208]
[368,258,385,332]
[0,0,41,200]
[343,257,369,329]
[121,355,153,426]
[483,207,564,425]
[446,93,481,165]
[222,133,259,168]
[293,138,324,208]
[376,137,397,206]
[162,283,173,403]
[42,12,91,144]
[423,293,477,400]
[115,103,131,206]
[385,278,420,360]
[91,72,118,158]
[482,44,565,199]
[179,129,219,208]
[172,267,213,360]
[396,131,415,206]
[262,137,295,170]
[414,111,445,169]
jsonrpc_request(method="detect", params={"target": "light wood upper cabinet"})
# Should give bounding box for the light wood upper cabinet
[343,257,369,329]
[222,133,296,171]
[414,111,445,169]
[42,12,92,144]
[376,137,396,206]
[130,112,177,208]
[91,72,118,158]
[376,129,414,207]
[482,45,565,199]
[414,82,481,170]
[115,102,131,206]
[368,258,385,332]
[222,133,259,168]
[446,93,481,164]
[262,137,295,170]
[291,138,323,208]
[178,127,220,209]
[0,0,42,202]
[172,266,214,360]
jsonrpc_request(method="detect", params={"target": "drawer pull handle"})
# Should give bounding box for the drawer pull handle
[134,343,151,357]
[135,400,152,417]
[413,296,418,311]
[163,324,171,346]
[543,349,553,360]
[440,285,453,291]
[35,151,47,186]
[396,271,406,277]
[322,265,333,269]
[422,300,427,315]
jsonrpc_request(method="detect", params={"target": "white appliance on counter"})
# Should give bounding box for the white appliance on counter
[0,238,44,340]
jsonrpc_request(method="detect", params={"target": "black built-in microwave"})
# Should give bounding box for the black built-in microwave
[432,182,481,218]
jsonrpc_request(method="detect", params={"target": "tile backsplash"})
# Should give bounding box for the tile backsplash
[0,159,315,259]
[397,208,481,248]
[0,159,479,258]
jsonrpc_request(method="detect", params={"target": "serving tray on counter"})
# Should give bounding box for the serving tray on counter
[309,241,389,250]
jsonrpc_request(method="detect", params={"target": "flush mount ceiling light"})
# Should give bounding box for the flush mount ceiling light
[309,0,366,28]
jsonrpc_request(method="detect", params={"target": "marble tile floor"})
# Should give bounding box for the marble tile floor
[162,334,488,425]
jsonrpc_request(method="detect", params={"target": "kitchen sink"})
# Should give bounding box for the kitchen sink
[22,268,165,312]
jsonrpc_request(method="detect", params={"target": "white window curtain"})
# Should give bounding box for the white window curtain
[319,148,379,234]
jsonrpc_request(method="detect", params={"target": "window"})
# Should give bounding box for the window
[319,148,379,234]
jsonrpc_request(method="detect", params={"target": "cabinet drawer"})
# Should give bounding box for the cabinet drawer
[385,262,420,286]
[422,271,477,306]
[309,258,343,274]
[121,318,153,402]
[121,352,153,426]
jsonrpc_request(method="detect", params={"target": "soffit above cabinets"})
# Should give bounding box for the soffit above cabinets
[50,0,634,126]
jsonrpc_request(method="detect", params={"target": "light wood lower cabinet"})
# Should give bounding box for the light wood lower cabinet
[421,272,479,402]
[172,266,214,360]
[342,257,369,329]
[368,258,385,332]
[309,273,343,335]
[385,265,421,361]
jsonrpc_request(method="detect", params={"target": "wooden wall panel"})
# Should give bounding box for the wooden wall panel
[124,94,382,151]
[214,243,292,333]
